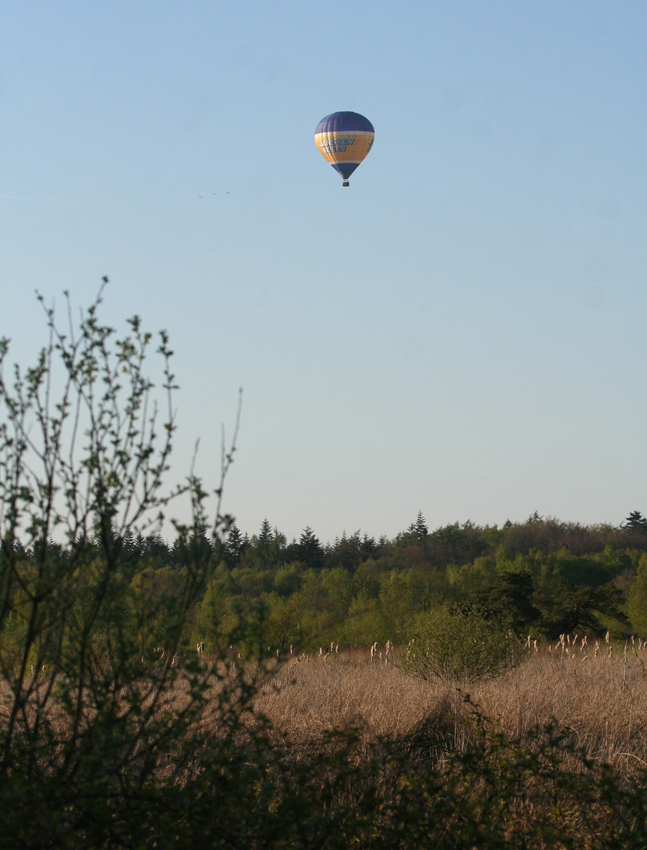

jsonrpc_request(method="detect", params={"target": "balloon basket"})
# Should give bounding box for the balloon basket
[342,181,349,187]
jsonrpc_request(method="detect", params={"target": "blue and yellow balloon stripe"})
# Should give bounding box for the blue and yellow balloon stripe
[314,132,374,164]
[314,111,374,184]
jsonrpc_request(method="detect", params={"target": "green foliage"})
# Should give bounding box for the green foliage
[466,569,540,637]
[404,607,524,683]
[187,528,636,654]
[0,284,242,844]
[297,525,325,570]
[535,578,628,639]
[224,523,245,566]
[625,510,647,535]
[338,593,389,647]
[32,507,633,658]
[406,510,428,540]
[628,553,647,635]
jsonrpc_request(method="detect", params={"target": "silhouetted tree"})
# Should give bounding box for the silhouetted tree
[225,523,245,567]
[413,511,429,539]
[298,526,324,570]
[625,511,647,535]
[258,518,273,548]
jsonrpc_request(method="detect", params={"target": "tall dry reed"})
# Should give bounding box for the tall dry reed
[256,647,647,776]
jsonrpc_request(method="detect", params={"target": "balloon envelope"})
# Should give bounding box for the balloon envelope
[314,112,375,184]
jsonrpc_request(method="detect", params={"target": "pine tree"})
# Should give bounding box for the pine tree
[258,518,273,548]
[225,523,244,566]
[625,510,647,534]
[298,526,324,570]
[414,511,428,540]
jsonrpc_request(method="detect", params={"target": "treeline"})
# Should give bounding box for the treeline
[199,510,647,649]
[31,509,647,653]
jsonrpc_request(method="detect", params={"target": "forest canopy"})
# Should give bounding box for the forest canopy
[63,509,644,654]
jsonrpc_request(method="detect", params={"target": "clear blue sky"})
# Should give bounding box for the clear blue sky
[2,1,647,542]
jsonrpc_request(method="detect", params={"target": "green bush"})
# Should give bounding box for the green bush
[402,606,524,683]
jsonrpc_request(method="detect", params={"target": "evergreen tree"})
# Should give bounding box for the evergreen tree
[536,579,628,638]
[467,571,540,637]
[298,526,325,570]
[119,529,141,565]
[258,518,273,548]
[407,511,429,540]
[625,510,647,534]
[225,523,244,567]
[142,533,169,562]
[414,511,429,539]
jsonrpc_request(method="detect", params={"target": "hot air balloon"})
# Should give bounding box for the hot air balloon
[314,112,374,187]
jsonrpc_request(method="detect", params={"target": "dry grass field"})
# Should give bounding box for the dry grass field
[3,644,647,847]
[6,642,645,778]
[256,645,647,776]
